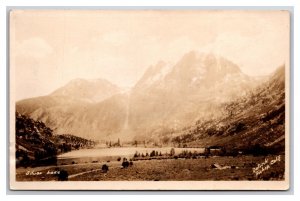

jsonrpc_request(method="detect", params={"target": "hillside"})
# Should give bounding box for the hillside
[15,112,94,167]
[168,65,285,154]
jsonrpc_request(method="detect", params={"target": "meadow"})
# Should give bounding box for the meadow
[16,154,285,181]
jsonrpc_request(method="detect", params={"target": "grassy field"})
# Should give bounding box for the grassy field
[16,154,285,181]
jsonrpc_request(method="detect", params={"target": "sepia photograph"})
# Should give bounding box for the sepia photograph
[9,9,290,190]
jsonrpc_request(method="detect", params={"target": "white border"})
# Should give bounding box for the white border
[1,0,299,200]
[8,8,291,191]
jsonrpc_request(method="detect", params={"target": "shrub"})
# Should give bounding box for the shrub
[122,161,129,168]
[170,148,175,156]
[102,164,109,173]
[117,157,121,161]
[150,150,156,157]
[58,170,68,181]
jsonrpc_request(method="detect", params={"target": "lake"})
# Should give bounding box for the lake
[57,147,205,165]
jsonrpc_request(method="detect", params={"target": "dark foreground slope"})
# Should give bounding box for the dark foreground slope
[170,66,285,155]
[15,112,94,167]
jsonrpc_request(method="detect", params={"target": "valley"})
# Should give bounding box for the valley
[15,51,286,181]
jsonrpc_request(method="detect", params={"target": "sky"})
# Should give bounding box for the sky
[10,10,290,101]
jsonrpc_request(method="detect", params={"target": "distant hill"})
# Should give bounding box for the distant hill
[51,78,121,103]
[16,78,124,140]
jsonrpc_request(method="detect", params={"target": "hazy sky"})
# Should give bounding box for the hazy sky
[11,10,290,101]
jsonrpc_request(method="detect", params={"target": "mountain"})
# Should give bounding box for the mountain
[16,51,265,141]
[136,52,246,90]
[52,93,129,140]
[16,78,123,139]
[51,78,121,103]
[128,52,257,139]
[168,65,285,153]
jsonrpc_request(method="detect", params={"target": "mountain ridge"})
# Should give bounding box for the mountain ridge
[50,78,121,103]
[16,51,281,142]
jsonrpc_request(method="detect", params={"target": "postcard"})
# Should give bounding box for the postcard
[9,9,290,190]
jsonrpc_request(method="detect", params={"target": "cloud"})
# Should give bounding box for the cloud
[16,37,53,59]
